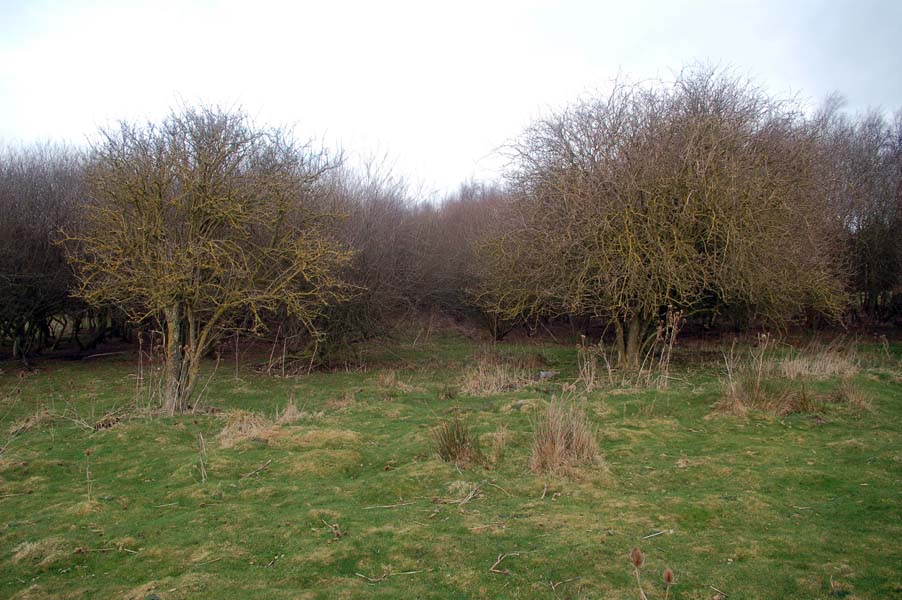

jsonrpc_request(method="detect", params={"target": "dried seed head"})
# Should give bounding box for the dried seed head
[663,567,674,585]
[630,547,644,568]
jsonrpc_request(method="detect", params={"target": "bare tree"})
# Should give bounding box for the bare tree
[475,68,847,366]
[814,98,902,321]
[0,144,83,363]
[65,107,353,413]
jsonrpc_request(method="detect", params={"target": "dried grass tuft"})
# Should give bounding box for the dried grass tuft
[218,410,272,448]
[12,537,68,566]
[776,340,859,380]
[459,362,529,396]
[717,336,866,416]
[275,400,323,425]
[377,370,415,393]
[832,377,871,411]
[716,371,822,416]
[432,416,483,467]
[482,424,509,468]
[529,395,599,473]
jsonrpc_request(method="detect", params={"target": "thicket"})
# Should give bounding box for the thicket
[1,67,899,410]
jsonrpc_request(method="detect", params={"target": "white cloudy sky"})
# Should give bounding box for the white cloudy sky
[1,0,900,197]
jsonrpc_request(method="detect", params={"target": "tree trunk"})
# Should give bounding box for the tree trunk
[161,304,209,414]
[162,304,187,414]
[614,314,649,370]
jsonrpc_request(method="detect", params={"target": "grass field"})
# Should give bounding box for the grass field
[0,331,900,599]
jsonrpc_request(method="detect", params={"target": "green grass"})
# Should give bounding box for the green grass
[0,332,900,599]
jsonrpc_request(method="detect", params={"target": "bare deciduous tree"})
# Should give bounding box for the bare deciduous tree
[475,68,847,366]
[0,144,83,363]
[65,107,353,413]
[814,98,902,321]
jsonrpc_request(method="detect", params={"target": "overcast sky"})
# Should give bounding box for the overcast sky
[1,0,900,197]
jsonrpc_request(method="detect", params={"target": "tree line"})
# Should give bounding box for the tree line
[1,67,899,411]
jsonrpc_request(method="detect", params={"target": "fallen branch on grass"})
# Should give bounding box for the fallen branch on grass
[484,482,511,497]
[355,568,432,583]
[640,529,673,540]
[266,554,284,567]
[321,518,344,539]
[489,552,520,575]
[550,576,581,591]
[710,585,729,597]
[240,459,272,480]
[0,491,32,499]
[363,501,415,510]
[74,546,136,554]
[433,485,481,506]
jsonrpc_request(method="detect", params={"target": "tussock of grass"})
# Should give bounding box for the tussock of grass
[432,416,483,467]
[218,407,355,449]
[218,410,272,448]
[832,377,871,411]
[377,369,417,393]
[716,372,821,416]
[459,362,529,396]
[529,396,599,473]
[11,537,68,566]
[482,424,509,467]
[717,337,869,416]
[776,342,859,379]
[276,399,323,424]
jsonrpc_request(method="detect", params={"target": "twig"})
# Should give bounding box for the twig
[485,482,511,497]
[198,433,207,483]
[489,552,520,575]
[74,546,116,553]
[82,351,127,360]
[550,576,581,591]
[153,502,179,508]
[541,484,548,499]
[710,585,728,597]
[459,486,481,505]
[470,522,505,531]
[355,568,431,583]
[434,485,481,506]
[194,557,222,566]
[240,459,272,480]
[321,518,344,539]
[192,352,221,414]
[266,554,283,567]
[641,529,672,539]
[363,501,415,510]
[0,491,32,499]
